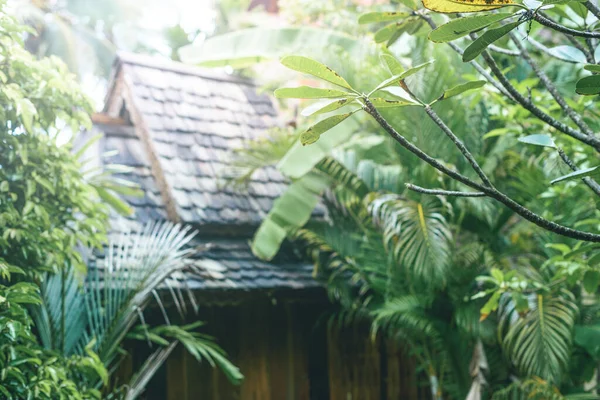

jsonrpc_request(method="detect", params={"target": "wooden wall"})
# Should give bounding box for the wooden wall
[133,296,427,400]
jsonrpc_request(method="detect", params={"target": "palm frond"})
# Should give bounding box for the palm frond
[128,323,243,385]
[499,291,578,384]
[371,295,436,339]
[369,195,452,286]
[122,342,177,400]
[31,266,86,355]
[83,222,196,366]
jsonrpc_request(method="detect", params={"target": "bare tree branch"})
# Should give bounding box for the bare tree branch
[510,33,596,137]
[556,148,600,197]
[534,12,600,39]
[363,98,600,242]
[405,183,486,197]
[480,51,600,150]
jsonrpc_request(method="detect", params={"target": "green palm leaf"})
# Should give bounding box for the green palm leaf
[499,291,578,383]
[369,195,452,285]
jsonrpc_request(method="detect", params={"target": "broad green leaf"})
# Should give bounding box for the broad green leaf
[278,118,360,179]
[374,18,421,43]
[491,268,504,282]
[423,0,515,13]
[281,55,352,90]
[373,60,434,92]
[551,166,600,184]
[369,98,420,108]
[589,252,600,266]
[358,11,410,24]
[300,112,355,145]
[179,27,371,69]
[301,98,353,116]
[583,270,600,293]
[576,75,600,95]
[543,0,575,5]
[17,98,36,133]
[274,86,352,99]
[251,172,331,260]
[429,13,514,43]
[95,187,133,216]
[441,80,486,99]
[518,134,556,148]
[584,64,600,73]
[463,21,522,62]
[546,45,587,63]
[574,325,600,358]
[380,54,404,75]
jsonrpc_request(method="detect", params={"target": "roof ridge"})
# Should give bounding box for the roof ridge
[115,51,256,86]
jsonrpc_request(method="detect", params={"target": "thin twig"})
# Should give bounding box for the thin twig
[557,147,600,197]
[363,98,600,242]
[406,183,486,197]
[480,51,600,150]
[534,12,600,39]
[424,104,493,187]
[488,45,520,56]
[419,14,515,100]
[510,33,596,136]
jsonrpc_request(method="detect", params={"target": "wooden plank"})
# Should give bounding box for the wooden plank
[288,302,310,400]
[166,344,188,400]
[239,301,271,400]
[268,302,288,399]
[211,306,242,400]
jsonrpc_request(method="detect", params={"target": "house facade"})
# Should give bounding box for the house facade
[84,53,426,400]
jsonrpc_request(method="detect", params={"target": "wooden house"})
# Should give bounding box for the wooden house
[84,53,427,400]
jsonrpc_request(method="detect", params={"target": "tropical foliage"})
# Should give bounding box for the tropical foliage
[0,3,240,398]
[183,0,600,397]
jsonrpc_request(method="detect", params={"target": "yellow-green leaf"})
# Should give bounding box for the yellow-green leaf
[369,98,420,108]
[584,64,600,73]
[301,98,353,116]
[429,13,515,43]
[441,80,486,99]
[358,11,410,24]
[373,60,434,92]
[281,55,352,90]
[274,86,352,99]
[423,0,515,13]
[300,112,355,145]
[380,54,404,75]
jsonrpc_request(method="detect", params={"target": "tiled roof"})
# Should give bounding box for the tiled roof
[85,53,320,292]
[116,52,288,229]
[183,240,318,290]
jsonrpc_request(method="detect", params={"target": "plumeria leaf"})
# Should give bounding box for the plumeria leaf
[280,55,353,90]
[518,134,556,148]
[429,13,514,43]
[463,21,522,62]
[300,112,356,145]
[551,166,600,184]
[441,80,486,99]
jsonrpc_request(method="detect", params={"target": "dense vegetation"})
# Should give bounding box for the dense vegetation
[183,0,600,398]
[0,2,240,398]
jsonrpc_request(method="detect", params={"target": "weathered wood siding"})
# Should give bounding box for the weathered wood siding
[135,298,425,400]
